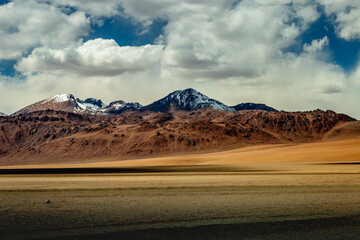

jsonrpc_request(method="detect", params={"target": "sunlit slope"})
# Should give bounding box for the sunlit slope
[1,137,359,169]
[324,120,360,140]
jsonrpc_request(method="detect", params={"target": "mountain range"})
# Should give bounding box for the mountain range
[0,88,358,165]
[11,88,277,116]
[13,93,142,116]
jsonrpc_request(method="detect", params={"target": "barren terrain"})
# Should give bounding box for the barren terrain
[1,133,360,239]
[0,109,356,165]
[1,169,360,239]
[1,112,359,239]
[1,136,359,170]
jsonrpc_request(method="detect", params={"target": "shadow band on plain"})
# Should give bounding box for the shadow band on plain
[38,215,360,240]
[0,166,275,174]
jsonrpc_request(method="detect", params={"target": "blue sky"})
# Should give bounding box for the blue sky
[0,0,360,118]
[84,17,168,47]
[0,4,168,77]
[292,10,360,73]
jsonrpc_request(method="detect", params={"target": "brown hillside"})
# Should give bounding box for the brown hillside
[323,120,360,140]
[0,109,355,165]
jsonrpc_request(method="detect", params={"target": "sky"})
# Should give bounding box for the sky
[0,0,359,119]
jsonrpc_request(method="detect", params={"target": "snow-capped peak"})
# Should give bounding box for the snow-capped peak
[46,94,75,103]
[41,94,106,112]
[143,88,235,112]
[11,89,279,116]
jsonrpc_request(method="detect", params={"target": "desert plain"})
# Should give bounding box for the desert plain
[1,137,360,239]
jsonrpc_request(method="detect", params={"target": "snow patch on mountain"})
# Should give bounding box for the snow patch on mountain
[104,101,142,113]
[125,102,142,110]
[0,112,7,117]
[46,94,73,103]
[111,103,125,110]
[76,98,106,111]
[105,100,126,111]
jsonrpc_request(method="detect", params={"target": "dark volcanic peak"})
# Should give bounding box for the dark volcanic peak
[231,103,278,112]
[143,88,235,112]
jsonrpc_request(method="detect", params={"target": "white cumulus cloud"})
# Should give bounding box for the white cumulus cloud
[0,0,90,60]
[319,0,360,40]
[1,0,360,119]
[303,36,329,53]
[43,0,122,18]
[120,0,322,82]
[16,38,164,76]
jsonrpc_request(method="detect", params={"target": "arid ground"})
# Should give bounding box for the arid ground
[1,137,360,239]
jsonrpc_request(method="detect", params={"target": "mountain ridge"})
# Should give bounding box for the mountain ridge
[13,93,143,116]
[10,88,279,116]
[0,107,356,165]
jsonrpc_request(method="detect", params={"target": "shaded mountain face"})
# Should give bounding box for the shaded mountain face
[0,108,355,165]
[0,112,6,117]
[143,88,235,112]
[231,103,278,112]
[13,94,142,115]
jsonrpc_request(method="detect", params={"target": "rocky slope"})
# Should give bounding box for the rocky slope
[0,108,355,165]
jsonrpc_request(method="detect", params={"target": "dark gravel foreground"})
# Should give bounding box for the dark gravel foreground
[44,216,360,240]
[1,170,360,240]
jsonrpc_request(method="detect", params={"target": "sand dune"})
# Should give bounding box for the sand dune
[324,120,360,140]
